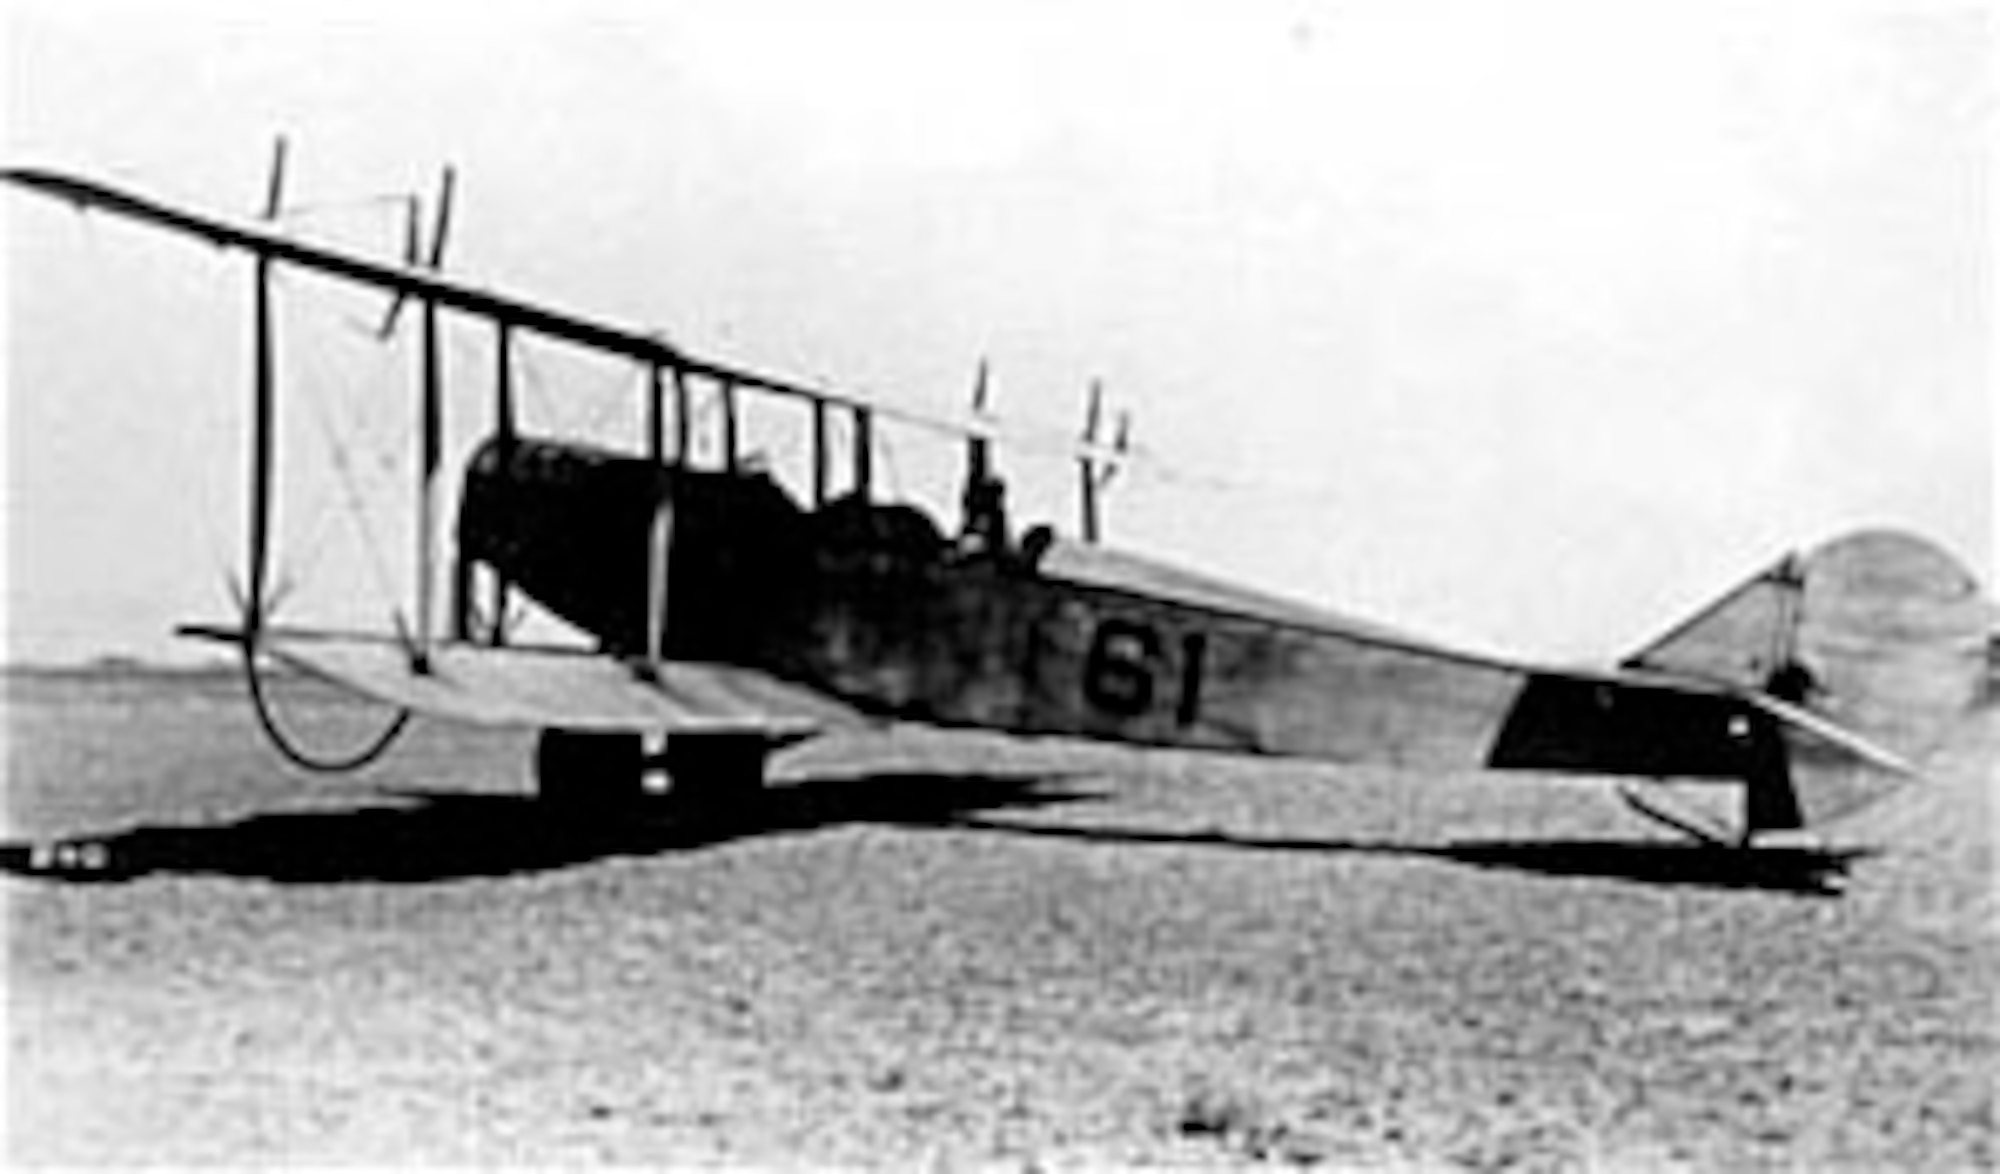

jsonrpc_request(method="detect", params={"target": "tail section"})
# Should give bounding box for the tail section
[1627,529,1991,832]
[1622,552,1806,695]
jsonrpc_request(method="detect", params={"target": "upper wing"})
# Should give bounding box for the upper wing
[2,167,1134,467]
[181,624,869,737]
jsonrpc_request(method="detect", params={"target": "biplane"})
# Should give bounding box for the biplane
[8,153,1990,849]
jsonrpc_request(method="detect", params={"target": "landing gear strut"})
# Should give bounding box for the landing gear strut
[533,728,776,816]
[661,734,774,816]
[1616,709,1805,848]
[534,729,646,812]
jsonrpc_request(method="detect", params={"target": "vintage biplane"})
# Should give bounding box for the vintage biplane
[8,154,1990,849]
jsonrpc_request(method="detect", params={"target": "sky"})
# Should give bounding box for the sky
[3,0,1992,665]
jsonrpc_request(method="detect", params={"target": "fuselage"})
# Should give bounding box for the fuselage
[458,435,1764,781]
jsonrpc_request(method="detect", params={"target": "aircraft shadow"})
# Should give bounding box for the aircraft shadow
[941,817,1871,896]
[1,768,1866,894]
[0,771,1095,885]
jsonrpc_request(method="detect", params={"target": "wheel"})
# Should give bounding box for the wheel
[535,729,646,811]
[661,734,771,815]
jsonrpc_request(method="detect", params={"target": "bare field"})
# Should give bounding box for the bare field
[4,669,1994,1169]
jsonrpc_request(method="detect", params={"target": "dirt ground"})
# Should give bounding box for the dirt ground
[4,667,1993,1169]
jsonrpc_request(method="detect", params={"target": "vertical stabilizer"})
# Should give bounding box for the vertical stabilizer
[1623,556,1802,692]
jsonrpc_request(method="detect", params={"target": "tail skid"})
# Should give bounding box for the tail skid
[1618,781,1738,847]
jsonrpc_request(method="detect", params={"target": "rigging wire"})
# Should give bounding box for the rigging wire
[300,364,409,621]
[281,275,410,620]
[271,191,421,222]
[516,343,558,435]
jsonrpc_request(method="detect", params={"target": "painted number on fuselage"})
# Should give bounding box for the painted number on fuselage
[1082,618,1206,725]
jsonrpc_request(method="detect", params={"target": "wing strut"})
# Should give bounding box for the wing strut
[483,319,517,645]
[811,396,830,507]
[415,294,443,672]
[667,366,689,459]
[642,359,674,673]
[853,405,874,499]
[719,378,740,471]
[644,496,673,671]
[248,254,277,650]
[647,362,667,463]
[1079,379,1104,543]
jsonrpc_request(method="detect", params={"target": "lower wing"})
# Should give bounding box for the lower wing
[180,623,869,738]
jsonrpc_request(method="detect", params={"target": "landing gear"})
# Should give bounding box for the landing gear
[661,734,773,817]
[534,729,646,812]
[533,728,776,817]
[1617,710,1807,848]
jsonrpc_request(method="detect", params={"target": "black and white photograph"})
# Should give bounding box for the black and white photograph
[4,1,1993,1167]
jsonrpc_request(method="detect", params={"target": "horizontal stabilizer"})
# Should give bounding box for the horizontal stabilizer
[1742,690,1920,830]
[1743,691,1917,778]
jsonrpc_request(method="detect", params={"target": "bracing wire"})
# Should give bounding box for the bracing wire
[302,373,409,620]
[278,273,410,628]
[516,343,556,434]
[268,328,355,596]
